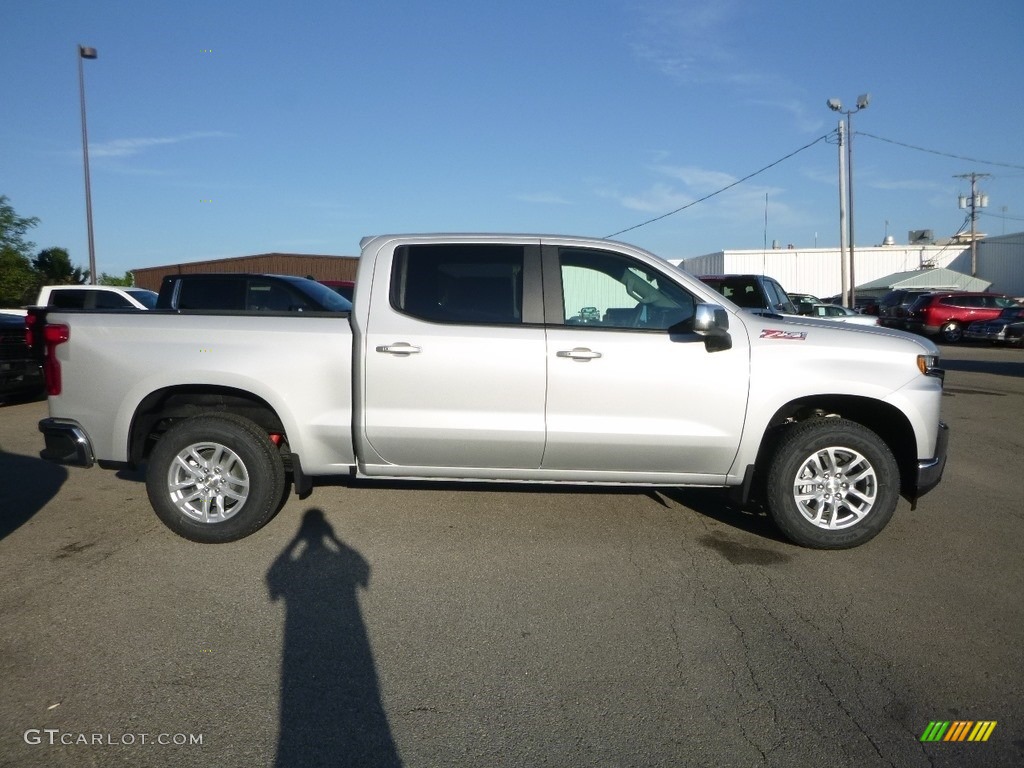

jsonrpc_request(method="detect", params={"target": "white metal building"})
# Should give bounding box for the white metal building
[672,232,1024,299]
[970,232,1024,297]
[674,243,970,299]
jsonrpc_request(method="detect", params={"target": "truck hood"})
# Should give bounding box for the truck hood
[737,309,940,356]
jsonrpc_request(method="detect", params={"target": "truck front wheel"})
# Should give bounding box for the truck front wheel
[146,414,286,543]
[765,418,899,549]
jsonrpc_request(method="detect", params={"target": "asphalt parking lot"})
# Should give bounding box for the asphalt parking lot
[1,343,1022,768]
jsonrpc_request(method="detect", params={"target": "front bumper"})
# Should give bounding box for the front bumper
[38,418,95,468]
[914,420,949,500]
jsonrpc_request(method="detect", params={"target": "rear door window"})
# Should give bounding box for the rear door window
[391,244,526,325]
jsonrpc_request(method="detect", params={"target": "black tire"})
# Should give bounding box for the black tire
[765,418,899,549]
[939,321,963,343]
[146,413,286,543]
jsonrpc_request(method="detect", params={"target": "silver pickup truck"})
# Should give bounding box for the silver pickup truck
[31,234,948,549]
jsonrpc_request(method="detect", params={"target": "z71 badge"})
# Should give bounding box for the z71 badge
[760,329,807,340]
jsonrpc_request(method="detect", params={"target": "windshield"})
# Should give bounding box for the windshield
[286,277,353,311]
[126,289,159,309]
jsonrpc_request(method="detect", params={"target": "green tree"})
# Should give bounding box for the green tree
[32,247,89,286]
[0,195,40,307]
[99,271,135,287]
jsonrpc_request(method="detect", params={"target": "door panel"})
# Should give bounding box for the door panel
[361,243,547,469]
[542,246,750,476]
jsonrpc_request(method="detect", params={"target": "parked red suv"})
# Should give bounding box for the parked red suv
[904,292,1020,342]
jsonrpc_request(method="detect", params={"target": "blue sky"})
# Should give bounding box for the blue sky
[3,0,1023,277]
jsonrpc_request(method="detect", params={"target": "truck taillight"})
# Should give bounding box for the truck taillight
[24,312,37,348]
[42,324,70,396]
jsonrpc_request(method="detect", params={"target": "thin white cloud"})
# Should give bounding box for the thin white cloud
[867,178,947,193]
[629,0,739,83]
[630,1,819,131]
[650,165,737,192]
[601,162,795,227]
[618,183,692,213]
[806,166,950,194]
[516,192,572,205]
[88,131,232,158]
[747,98,824,134]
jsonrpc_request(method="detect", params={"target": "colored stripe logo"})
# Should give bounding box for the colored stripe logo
[920,721,997,742]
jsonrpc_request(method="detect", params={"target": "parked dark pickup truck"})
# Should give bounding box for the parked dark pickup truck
[698,274,799,315]
[0,313,43,402]
[156,273,352,312]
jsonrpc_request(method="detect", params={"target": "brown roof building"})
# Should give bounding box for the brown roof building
[132,253,358,292]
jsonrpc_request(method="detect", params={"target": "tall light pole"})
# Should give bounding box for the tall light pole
[835,119,849,306]
[828,93,870,308]
[78,45,98,284]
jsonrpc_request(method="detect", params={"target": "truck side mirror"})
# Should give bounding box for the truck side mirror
[693,303,732,352]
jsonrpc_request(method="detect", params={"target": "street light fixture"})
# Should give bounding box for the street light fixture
[78,45,98,285]
[828,93,870,308]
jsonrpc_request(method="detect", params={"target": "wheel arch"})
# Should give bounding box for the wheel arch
[129,385,287,465]
[752,394,918,499]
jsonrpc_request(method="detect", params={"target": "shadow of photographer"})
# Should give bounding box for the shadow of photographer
[0,443,67,540]
[267,508,402,768]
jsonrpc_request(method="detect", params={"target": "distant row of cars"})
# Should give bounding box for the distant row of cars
[697,276,879,326]
[875,289,1023,345]
[700,275,1022,346]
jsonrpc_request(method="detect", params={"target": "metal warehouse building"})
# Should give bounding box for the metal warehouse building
[131,253,358,293]
[674,232,1024,300]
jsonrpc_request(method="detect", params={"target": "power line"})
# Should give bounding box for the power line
[857,131,1024,171]
[980,209,1024,223]
[604,132,834,239]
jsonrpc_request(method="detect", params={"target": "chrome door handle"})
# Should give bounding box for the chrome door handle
[376,343,422,356]
[556,347,602,361]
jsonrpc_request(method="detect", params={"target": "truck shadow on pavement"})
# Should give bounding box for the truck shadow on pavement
[0,444,67,540]
[315,478,793,550]
[940,357,1024,378]
[266,508,402,768]
[658,488,794,549]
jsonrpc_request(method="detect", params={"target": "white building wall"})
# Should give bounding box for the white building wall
[972,233,1024,297]
[675,244,970,299]
[675,252,725,277]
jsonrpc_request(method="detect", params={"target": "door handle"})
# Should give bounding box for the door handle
[556,347,602,361]
[376,343,422,356]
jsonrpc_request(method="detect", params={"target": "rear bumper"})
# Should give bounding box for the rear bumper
[914,421,949,499]
[38,418,95,468]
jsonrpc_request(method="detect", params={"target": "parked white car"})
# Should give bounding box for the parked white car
[808,303,879,326]
[36,285,157,310]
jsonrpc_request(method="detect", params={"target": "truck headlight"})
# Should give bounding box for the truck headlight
[917,354,943,380]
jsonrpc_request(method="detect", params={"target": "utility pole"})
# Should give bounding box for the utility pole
[956,173,990,277]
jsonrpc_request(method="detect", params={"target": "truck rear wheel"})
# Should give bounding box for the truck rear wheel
[146,414,286,543]
[765,418,899,549]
